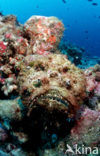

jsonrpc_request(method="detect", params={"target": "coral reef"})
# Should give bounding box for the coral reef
[0,13,100,156]
[0,15,25,98]
[0,15,64,98]
[59,40,100,69]
[59,41,84,66]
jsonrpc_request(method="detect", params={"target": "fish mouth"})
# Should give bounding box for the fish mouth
[39,95,69,107]
[27,90,70,115]
[33,90,70,109]
[27,90,72,119]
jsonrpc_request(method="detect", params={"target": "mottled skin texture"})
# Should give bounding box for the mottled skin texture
[18,54,86,117]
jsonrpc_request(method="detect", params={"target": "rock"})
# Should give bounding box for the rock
[69,108,100,147]
[84,65,100,110]
[11,148,27,156]
[0,98,22,121]
[24,16,64,55]
[0,150,9,156]
[0,123,8,141]
[95,72,100,81]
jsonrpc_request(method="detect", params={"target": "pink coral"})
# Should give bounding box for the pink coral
[17,38,24,43]
[86,77,97,92]
[85,66,100,96]
[5,33,12,39]
[70,108,100,146]
[71,108,100,135]
[0,77,5,84]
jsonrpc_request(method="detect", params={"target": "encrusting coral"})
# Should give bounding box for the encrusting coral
[24,16,64,55]
[84,65,100,110]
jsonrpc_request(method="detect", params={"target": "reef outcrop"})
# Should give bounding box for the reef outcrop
[24,16,64,55]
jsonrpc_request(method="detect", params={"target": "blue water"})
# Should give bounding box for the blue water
[0,0,100,56]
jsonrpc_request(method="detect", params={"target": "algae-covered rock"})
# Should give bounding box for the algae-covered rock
[84,65,100,110]
[24,16,64,55]
[0,99,22,121]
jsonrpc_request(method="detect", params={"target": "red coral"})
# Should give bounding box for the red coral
[71,108,100,138]
[0,77,5,84]
[47,35,56,44]
[86,77,97,92]
[0,41,7,53]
